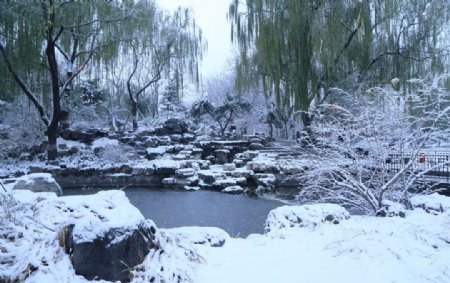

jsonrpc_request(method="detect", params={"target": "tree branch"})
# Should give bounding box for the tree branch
[0,43,49,126]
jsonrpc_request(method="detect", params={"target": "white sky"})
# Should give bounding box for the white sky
[156,0,235,79]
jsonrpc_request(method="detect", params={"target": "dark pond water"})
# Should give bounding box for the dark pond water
[64,188,284,237]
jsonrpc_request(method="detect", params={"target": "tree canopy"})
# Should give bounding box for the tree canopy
[229,0,450,126]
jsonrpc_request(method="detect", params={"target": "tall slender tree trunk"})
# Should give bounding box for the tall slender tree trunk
[131,99,138,131]
[45,10,62,160]
[47,123,58,160]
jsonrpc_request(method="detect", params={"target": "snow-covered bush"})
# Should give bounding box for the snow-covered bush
[298,75,450,214]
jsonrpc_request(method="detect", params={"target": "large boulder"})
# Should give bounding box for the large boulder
[13,173,62,195]
[155,118,189,136]
[61,221,158,282]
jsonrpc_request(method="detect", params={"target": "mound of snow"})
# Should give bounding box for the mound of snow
[265,204,350,233]
[411,193,450,214]
[163,227,230,247]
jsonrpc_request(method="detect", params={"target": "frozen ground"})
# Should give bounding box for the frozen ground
[1,181,449,283]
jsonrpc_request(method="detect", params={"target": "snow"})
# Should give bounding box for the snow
[57,138,85,149]
[411,193,450,213]
[196,205,450,283]
[2,185,450,283]
[162,227,230,247]
[265,204,351,232]
[91,137,119,149]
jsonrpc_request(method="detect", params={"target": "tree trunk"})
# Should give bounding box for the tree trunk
[269,122,273,138]
[47,123,58,160]
[131,100,138,131]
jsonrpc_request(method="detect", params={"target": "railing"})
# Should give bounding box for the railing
[386,152,450,182]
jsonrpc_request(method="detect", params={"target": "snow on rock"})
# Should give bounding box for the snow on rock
[0,189,200,283]
[163,227,230,248]
[13,173,62,195]
[59,190,145,243]
[221,186,245,195]
[61,220,158,282]
[146,146,170,160]
[411,193,450,214]
[265,204,350,233]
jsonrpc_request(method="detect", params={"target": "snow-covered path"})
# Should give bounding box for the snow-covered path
[196,211,450,283]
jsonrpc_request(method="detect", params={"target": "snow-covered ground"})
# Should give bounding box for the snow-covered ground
[196,205,450,283]
[1,180,449,283]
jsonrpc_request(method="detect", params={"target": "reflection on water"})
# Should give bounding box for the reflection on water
[64,188,284,237]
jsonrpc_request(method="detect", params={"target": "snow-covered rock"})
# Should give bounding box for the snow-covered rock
[1,189,201,283]
[176,168,196,178]
[214,149,230,164]
[61,220,158,282]
[222,185,245,195]
[411,193,450,214]
[223,163,236,171]
[163,227,230,247]
[265,204,350,233]
[13,173,62,195]
[146,146,169,160]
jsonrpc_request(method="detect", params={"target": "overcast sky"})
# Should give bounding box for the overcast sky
[156,0,235,78]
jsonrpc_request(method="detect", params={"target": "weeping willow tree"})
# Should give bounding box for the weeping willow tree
[229,0,450,129]
[119,3,204,130]
[0,0,147,159]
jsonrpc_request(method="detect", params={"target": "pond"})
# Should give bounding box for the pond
[64,188,285,237]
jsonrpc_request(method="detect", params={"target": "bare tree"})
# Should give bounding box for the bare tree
[297,75,450,215]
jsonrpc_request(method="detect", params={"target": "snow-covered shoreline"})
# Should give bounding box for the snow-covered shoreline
[1,180,449,283]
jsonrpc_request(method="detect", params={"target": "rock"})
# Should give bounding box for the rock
[249,143,264,150]
[198,171,225,184]
[61,221,158,282]
[155,118,189,135]
[13,173,62,195]
[154,161,183,175]
[233,159,245,168]
[222,185,244,195]
[163,227,230,247]
[214,149,230,164]
[376,200,406,218]
[162,178,175,185]
[223,163,236,171]
[181,133,196,143]
[145,147,167,160]
[175,168,196,178]
[213,178,237,188]
[247,161,279,173]
[173,154,188,160]
[226,169,254,179]
[265,204,350,233]
[242,151,258,160]
[144,137,159,148]
[169,134,182,143]
[248,137,265,144]
[184,186,200,191]
[253,173,276,187]
[119,164,133,174]
[156,136,171,146]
